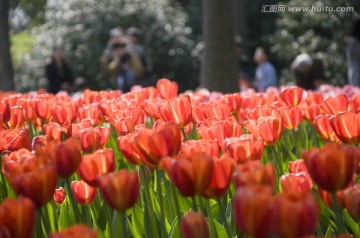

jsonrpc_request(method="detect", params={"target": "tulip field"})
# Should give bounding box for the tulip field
[1,78,360,237]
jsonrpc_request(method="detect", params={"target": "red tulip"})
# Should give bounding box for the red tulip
[321,94,349,114]
[160,153,214,197]
[0,196,36,238]
[11,162,58,208]
[78,127,101,153]
[0,98,11,123]
[314,114,340,142]
[233,185,275,238]
[180,211,210,238]
[280,86,303,107]
[305,92,324,105]
[156,78,178,99]
[50,224,98,238]
[0,129,31,152]
[273,192,319,238]
[202,154,236,198]
[233,161,276,189]
[303,104,322,122]
[244,110,283,146]
[43,122,62,141]
[280,173,313,194]
[330,111,360,144]
[197,118,242,152]
[7,106,23,129]
[111,116,135,135]
[97,170,139,211]
[246,106,274,121]
[302,143,354,192]
[30,96,54,121]
[223,134,264,163]
[54,137,82,177]
[279,106,303,130]
[53,187,66,205]
[343,184,360,220]
[180,139,220,158]
[77,149,115,187]
[51,102,77,124]
[77,103,102,124]
[318,187,347,209]
[158,94,192,127]
[222,93,242,114]
[288,159,309,174]
[117,133,145,166]
[134,122,181,167]
[71,180,97,205]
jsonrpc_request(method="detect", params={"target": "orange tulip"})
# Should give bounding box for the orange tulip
[54,137,82,177]
[223,134,264,163]
[160,153,214,197]
[279,106,303,130]
[314,114,340,142]
[280,86,303,107]
[318,187,347,209]
[321,94,349,114]
[233,185,275,238]
[49,224,98,238]
[273,192,319,238]
[156,78,178,99]
[303,143,354,192]
[158,94,192,127]
[53,187,66,205]
[180,211,210,238]
[202,154,236,198]
[233,161,276,189]
[111,116,135,136]
[280,173,313,194]
[134,122,181,168]
[0,196,36,238]
[95,126,111,148]
[330,111,360,144]
[246,106,274,121]
[71,180,97,205]
[77,148,115,187]
[98,170,139,211]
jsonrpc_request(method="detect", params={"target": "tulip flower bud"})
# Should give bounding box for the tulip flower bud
[180,212,210,238]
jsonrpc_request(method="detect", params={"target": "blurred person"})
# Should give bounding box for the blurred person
[291,53,327,90]
[102,27,125,64]
[235,36,254,91]
[253,47,278,92]
[45,45,74,94]
[127,27,152,87]
[100,37,144,92]
[346,18,360,86]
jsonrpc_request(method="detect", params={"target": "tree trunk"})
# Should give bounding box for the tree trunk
[231,0,248,54]
[200,0,238,93]
[0,0,14,92]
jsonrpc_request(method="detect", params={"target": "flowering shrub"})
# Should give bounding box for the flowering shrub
[1,79,360,237]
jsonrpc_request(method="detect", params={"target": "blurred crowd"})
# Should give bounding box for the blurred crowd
[45,18,360,95]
